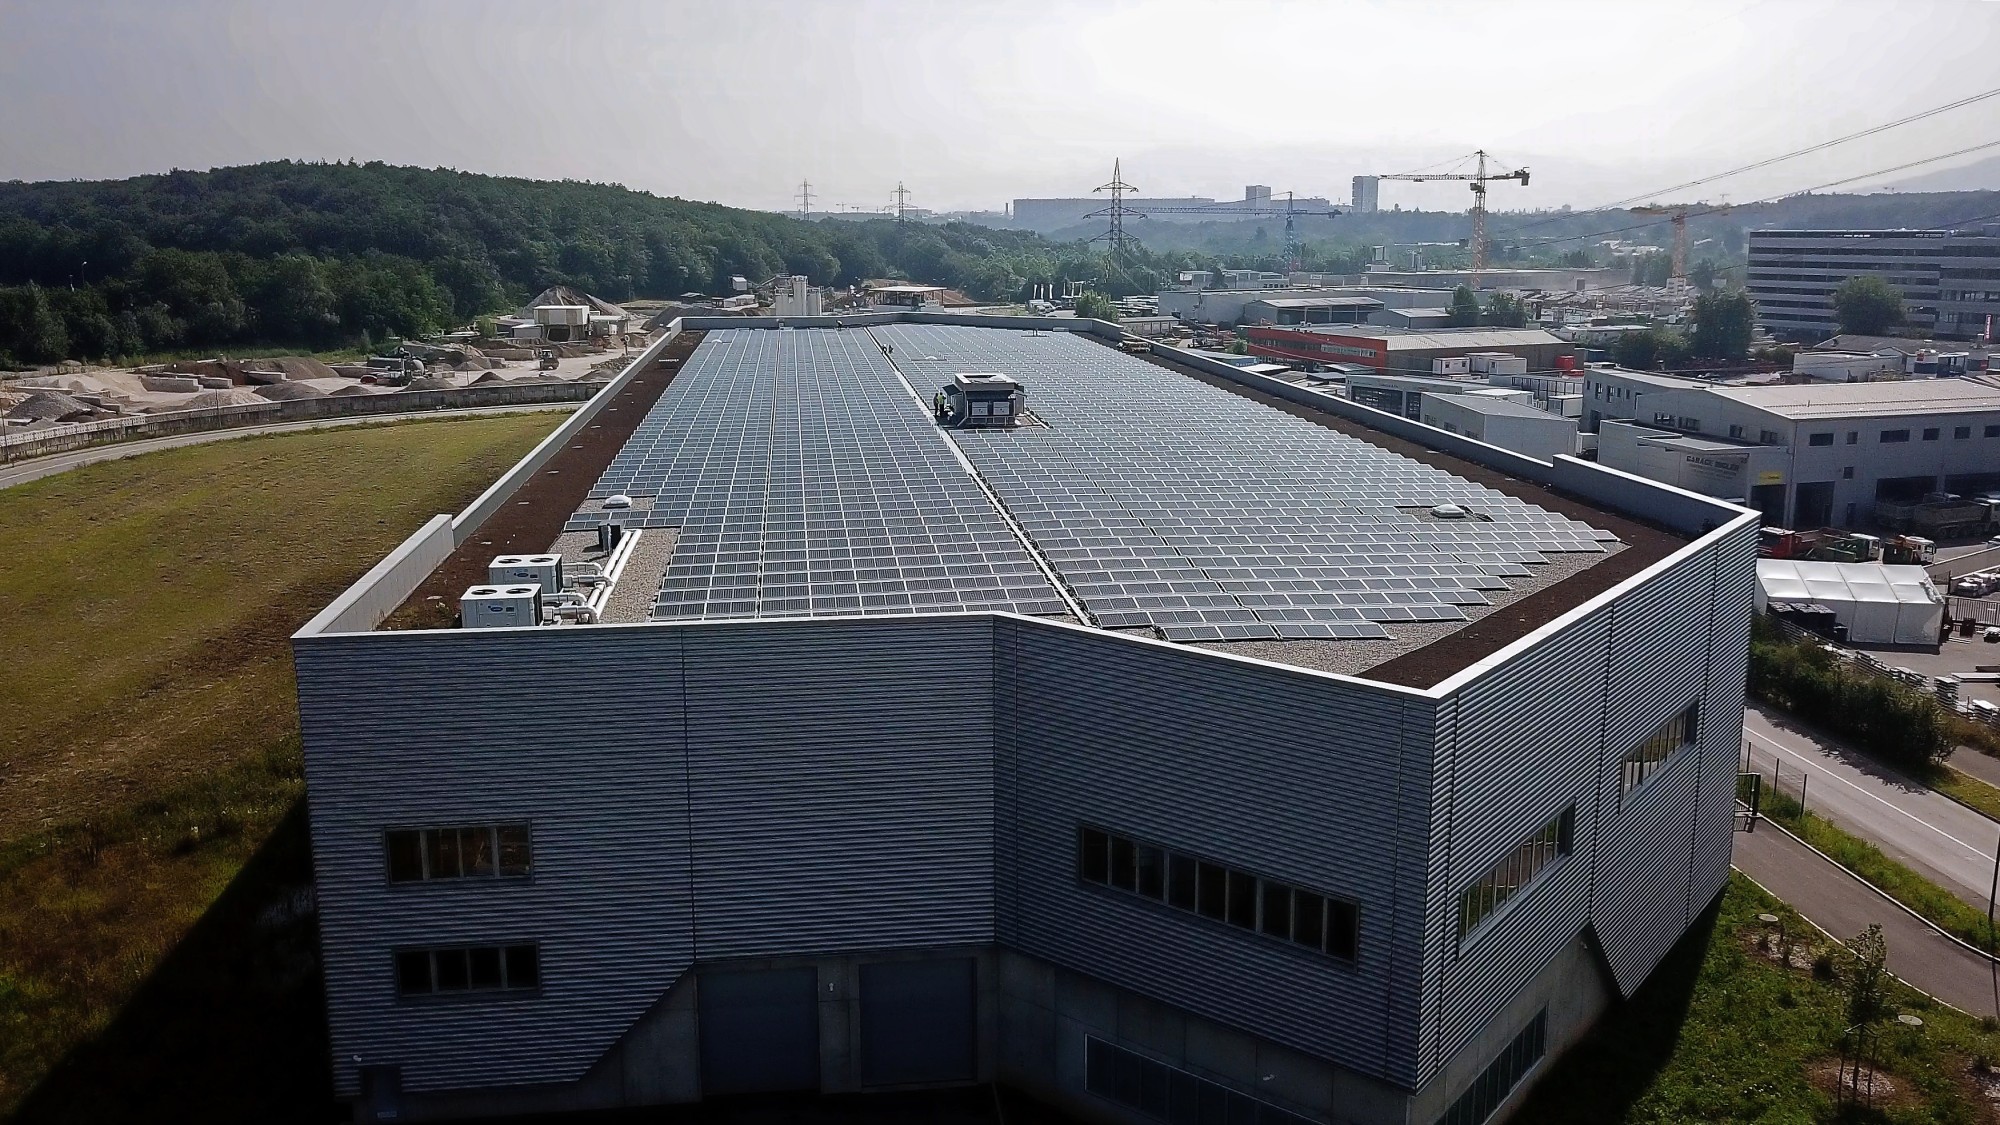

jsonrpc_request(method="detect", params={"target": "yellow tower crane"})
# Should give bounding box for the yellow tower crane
[1630,202,1732,288]
[1376,150,1529,287]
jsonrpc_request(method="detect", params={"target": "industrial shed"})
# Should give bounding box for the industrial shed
[1755,559,1943,646]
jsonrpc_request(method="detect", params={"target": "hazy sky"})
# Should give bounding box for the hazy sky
[4,0,2000,216]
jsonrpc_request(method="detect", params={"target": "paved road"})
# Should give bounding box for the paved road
[1742,704,2000,910]
[0,403,579,492]
[1734,824,2000,1018]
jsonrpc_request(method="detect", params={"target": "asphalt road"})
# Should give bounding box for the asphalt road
[1734,824,2000,1018]
[1742,704,2000,910]
[0,403,579,492]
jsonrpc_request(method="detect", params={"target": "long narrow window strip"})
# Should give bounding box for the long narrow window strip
[1077,825,1359,963]
[1085,1036,1322,1125]
[1620,701,1699,799]
[1456,809,1574,943]
[1437,1010,1547,1125]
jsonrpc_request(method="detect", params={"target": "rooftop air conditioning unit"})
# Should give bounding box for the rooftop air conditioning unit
[489,554,564,595]
[461,585,543,629]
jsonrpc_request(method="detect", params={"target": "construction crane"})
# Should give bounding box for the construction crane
[1630,202,1731,288]
[1085,160,1340,270]
[1376,150,1530,286]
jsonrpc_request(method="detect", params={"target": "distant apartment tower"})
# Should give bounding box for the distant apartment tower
[1352,176,1380,214]
[1746,228,2000,342]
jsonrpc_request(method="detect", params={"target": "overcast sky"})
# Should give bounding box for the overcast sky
[4,0,2000,216]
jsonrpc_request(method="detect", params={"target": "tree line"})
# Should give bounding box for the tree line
[0,161,1219,366]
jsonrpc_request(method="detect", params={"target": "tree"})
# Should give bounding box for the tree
[0,284,69,365]
[1611,326,1691,370]
[1832,275,1905,335]
[1837,924,1893,1106]
[1688,259,1719,291]
[1073,291,1116,321]
[1482,292,1527,328]
[1560,248,1595,268]
[1446,285,1481,327]
[1632,254,1672,286]
[1689,290,1754,360]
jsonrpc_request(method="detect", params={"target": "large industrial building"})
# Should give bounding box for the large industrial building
[1746,227,2000,341]
[1587,371,2000,527]
[293,315,1754,1125]
[1245,324,1574,374]
[1010,185,1336,233]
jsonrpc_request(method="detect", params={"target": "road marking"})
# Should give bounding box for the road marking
[1745,725,1994,861]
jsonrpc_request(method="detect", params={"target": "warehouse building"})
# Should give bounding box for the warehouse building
[1159,285,1457,326]
[1746,227,2000,341]
[1418,392,1578,461]
[1591,376,2000,527]
[293,316,1754,1125]
[1245,325,1573,374]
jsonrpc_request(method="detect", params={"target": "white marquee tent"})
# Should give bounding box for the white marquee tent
[1755,559,1943,646]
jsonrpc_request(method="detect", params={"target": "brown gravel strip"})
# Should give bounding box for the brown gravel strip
[1106,340,1689,689]
[381,332,704,629]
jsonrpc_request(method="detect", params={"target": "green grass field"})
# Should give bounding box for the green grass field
[0,414,558,1121]
[1520,874,2000,1124]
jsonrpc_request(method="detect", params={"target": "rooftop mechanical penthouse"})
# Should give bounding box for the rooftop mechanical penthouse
[292,316,1757,1125]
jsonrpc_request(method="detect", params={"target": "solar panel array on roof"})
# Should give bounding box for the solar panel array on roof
[875,324,1617,643]
[566,329,1068,621]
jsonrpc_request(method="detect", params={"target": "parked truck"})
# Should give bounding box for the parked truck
[1874,496,1995,539]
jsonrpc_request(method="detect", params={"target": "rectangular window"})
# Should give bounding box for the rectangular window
[1077,825,1359,962]
[385,823,534,884]
[1924,427,1941,441]
[1727,424,1745,439]
[1457,808,1575,944]
[1987,424,2000,438]
[1847,431,1859,444]
[1621,701,1699,798]
[1760,430,1781,445]
[1086,1037,1319,1125]
[1957,426,1973,440]
[1843,466,1855,480]
[1881,429,1910,443]
[1438,1010,1547,1125]
[1808,432,1834,446]
[394,943,541,998]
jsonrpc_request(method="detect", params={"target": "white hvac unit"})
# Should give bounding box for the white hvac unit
[1432,356,1471,375]
[461,585,543,629]
[489,554,565,594]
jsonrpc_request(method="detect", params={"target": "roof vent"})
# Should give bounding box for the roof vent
[1430,503,1470,519]
[604,494,633,509]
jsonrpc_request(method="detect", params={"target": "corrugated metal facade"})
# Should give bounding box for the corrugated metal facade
[297,523,1756,1106]
[998,619,1435,1088]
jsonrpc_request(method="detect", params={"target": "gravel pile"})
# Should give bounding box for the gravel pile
[6,390,92,421]
[253,381,329,401]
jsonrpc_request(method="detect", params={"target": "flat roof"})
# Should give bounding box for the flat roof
[1248,296,1385,309]
[1687,378,2000,419]
[564,325,1626,656]
[1259,326,1567,350]
[1423,393,1569,420]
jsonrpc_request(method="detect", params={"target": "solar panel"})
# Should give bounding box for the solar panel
[872,324,1616,641]
[564,328,1067,622]
[565,323,1618,640]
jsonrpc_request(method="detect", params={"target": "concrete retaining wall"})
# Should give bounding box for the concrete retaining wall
[2,378,609,463]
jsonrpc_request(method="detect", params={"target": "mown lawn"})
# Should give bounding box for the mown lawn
[1519,873,2000,1124]
[0,413,560,1120]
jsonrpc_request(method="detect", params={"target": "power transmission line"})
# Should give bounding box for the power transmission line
[1511,137,2000,251]
[1493,83,2000,239]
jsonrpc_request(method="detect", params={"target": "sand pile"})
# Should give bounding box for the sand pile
[184,389,268,409]
[254,381,328,401]
[470,371,511,386]
[402,375,456,392]
[330,385,382,397]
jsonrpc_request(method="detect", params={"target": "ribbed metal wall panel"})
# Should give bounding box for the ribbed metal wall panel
[1422,606,1610,1077]
[1590,538,1727,996]
[683,617,998,957]
[1000,619,1435,1089]
[1692,523,1758,906]
[296,627,694,1098]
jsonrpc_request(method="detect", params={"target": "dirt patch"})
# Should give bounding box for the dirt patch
[1110,339,1690,689]
[1808,1056,1921,1114]
[381,332,703,629]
